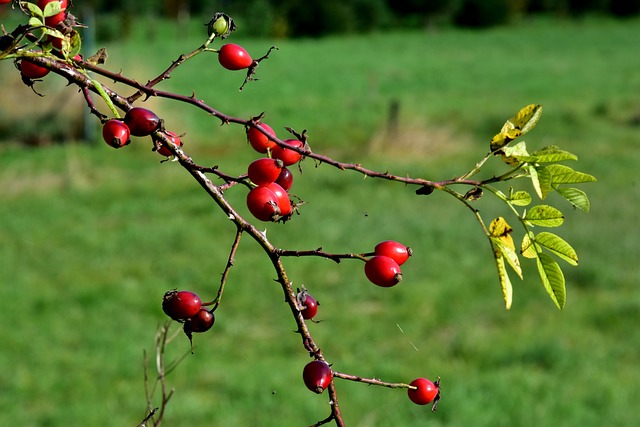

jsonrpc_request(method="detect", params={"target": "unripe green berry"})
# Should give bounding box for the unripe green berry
[207,13,235,38]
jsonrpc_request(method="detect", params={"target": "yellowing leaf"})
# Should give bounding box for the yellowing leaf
[489,217,514,249]
[495,255,513,310]
[490,217,521,279]
[521,232,539,259]
[509,190,532,207]
[490,104,543,152]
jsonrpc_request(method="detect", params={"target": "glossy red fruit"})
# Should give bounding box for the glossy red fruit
[184,308,215,333]
[0,0,13,5]
[124,107,160,137]
[265,182,292,217]
[275,166,293,192]
[218,43,253,70]
[155,130,182,156]
[408,378,439,405]
[19,59,50,79]
[303,360,332,394]
[247,123,276,153]
[102,119,131,148]
[271,139,304,166]
[247,158,283,186]
[300,293,318,320]
[374,241,412,266]
[246,186,280,222]
[364,255,403,287]
[162,290,202,321]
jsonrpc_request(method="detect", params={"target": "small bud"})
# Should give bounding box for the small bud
[207,13,236,39]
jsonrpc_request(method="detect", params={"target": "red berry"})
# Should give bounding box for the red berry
[247,123,277,153]
[124,107,160,137]
[302,360,332,394]
[155,130,182,156]
[408,378,439,405]
[271,139,304,166]
[38,0,68,27]
[19,59,50,79]
[364,256,403,287]
[247,158,283,186]
[246,186,280,222]
[265,182,292,217]
[0,0,13,4]
[374,241,412,266]
[275,166,293,192]
[218,43,253,71]
[102,119,131,148]
[184,307,215,333]
[297,291,318,320]
[162,290,202,321]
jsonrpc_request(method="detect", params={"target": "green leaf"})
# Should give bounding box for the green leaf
[524,205,564,227]
[490,104,543,151]
[521,231,539,258]
[492,237,522,279]
[68,31,82,58]
[494,254,513,310]
[536,252,566,309]
[509,190,532,206]
[555,187,591,212]
[43,2,63,18]
[500,141,529,165]
[489,217,522,279]
[26,3,44,20]
[28,17,44,28]
[513,145,578,163]
[529,165,552,199]
[535,232,578,266]
[547,164,597,185]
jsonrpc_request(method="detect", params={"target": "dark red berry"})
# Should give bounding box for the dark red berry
[364,256,403,287]
[303,360,332,394]
[102,119,131,148]
[275,166,293,192]
[265,182,292,217]
[162,290,202,321]
[184,307,215,333]
[374,241,412,266]
[155,130,182,156]
[300,293,318,320]
[124,107,160,137]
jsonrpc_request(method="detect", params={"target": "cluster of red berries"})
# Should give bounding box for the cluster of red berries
[245,121,303,222]
[162,290,215,340]
[364,240,412,287]
[102,107,183,157]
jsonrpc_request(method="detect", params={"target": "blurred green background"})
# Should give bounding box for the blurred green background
[1,2,639,426]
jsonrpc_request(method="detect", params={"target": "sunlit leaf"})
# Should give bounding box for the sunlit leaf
[555,187,591,212]
[536,252,566,309]
[28,17,44,27]
[509,190,532,206]
[535,232,578,266]
[524,205,564,227]
[547,164,597,185]
[521,231,539,258]
[26,3,44,19]
[529,165,552,199]
[43,2,63,18]
[494,253,513,310]
[513,145,578,163]
[489,217,521,278]
[500,141,529,165]
[490,104,543,151]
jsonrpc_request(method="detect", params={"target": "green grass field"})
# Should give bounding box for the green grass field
[1,14,639,426]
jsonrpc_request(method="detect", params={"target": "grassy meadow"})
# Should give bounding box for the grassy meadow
[1,14,639,426]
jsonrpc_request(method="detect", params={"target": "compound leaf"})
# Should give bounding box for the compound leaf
[524,205,564,227]
[536,232,578,266]
[536,252,566,309]
[555,186,590,212]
